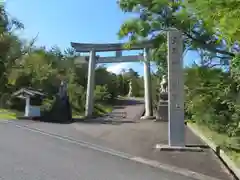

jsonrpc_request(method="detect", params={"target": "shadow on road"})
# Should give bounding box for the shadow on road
[72,118,137,125]
[113,99,144,106]
[186,144,210,149]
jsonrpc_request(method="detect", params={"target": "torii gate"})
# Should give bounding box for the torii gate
[71,41,155,120]
[71,30,189,148]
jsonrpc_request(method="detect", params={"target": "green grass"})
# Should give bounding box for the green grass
[0,103,113,120]
[94,103,113,116]
[72,103,113,119]
[0,109,18,120]
[190,122,240,167]
[72,114,84,119]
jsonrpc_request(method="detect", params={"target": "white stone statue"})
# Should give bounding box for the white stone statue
[128,80,133,97]
[160,75,168,93]
[59,80,68,99]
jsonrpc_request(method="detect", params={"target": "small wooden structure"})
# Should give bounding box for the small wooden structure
[12,88,45,118]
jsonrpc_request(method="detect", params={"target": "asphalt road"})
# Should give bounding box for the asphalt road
[0,122,195,180]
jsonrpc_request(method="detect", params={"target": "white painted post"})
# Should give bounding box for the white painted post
[25,96,30,117]
[167,30,185,147]
[143,48,153,118]
[85,50,96,117]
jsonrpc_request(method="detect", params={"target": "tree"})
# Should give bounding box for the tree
[117,0,236,67]
[0,4,26,94]
[185,0,240,45]
[127,68,139,78]
[183,0,240,84]
[0,4,145,117]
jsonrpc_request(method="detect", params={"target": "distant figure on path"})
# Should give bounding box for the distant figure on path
[128,80,133,97]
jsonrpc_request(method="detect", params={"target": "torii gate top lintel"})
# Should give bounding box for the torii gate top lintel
[71,41,153,52]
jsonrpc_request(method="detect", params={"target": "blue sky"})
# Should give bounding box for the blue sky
[5,0,199,76]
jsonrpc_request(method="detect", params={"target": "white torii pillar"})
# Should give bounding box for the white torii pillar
[84,49,154,118]
[141,48,154,119]
[85,50,96,117]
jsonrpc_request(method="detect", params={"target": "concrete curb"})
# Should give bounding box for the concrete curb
[187,123,240,180]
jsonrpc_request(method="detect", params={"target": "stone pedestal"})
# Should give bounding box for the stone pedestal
[155,144,203,152]
[156,101,168,121]
[155,92,168,121]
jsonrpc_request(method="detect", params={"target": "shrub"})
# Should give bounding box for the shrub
[94,85,111,102]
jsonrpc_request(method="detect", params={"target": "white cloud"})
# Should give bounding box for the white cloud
[107,63,132,74]
[106,62,158,76]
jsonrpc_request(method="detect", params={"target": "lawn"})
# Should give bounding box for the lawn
[190,123,240,168]
[70,103,113,119]
[0,109,18,120]
[0,103,113,120]
[0,100,113,120]
[93,103,113,116]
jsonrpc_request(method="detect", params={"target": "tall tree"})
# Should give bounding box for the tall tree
[117,0,237,69]
[0,4,25,93]
[185,0,240,45]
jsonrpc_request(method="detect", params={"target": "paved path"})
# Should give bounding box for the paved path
[0,121,195,180]
[1,99,235,180]
[104,98,145,121]
[11,120,234,180]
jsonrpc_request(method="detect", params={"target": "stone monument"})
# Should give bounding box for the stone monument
[56,80,72,122]
[155,75,168,121]
[160,75,168,94]
[44,79,72,123]
[128,80,133,97]
[59,81,67,99]
[156,30,199,151]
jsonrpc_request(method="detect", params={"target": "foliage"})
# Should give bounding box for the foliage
[185,0,240,44]
[94,85,111,102]
[0,5,145,116]
[184,66,237,134]
[117,0,238,74]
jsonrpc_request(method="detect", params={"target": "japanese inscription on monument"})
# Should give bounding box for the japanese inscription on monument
[167,30,185,147]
